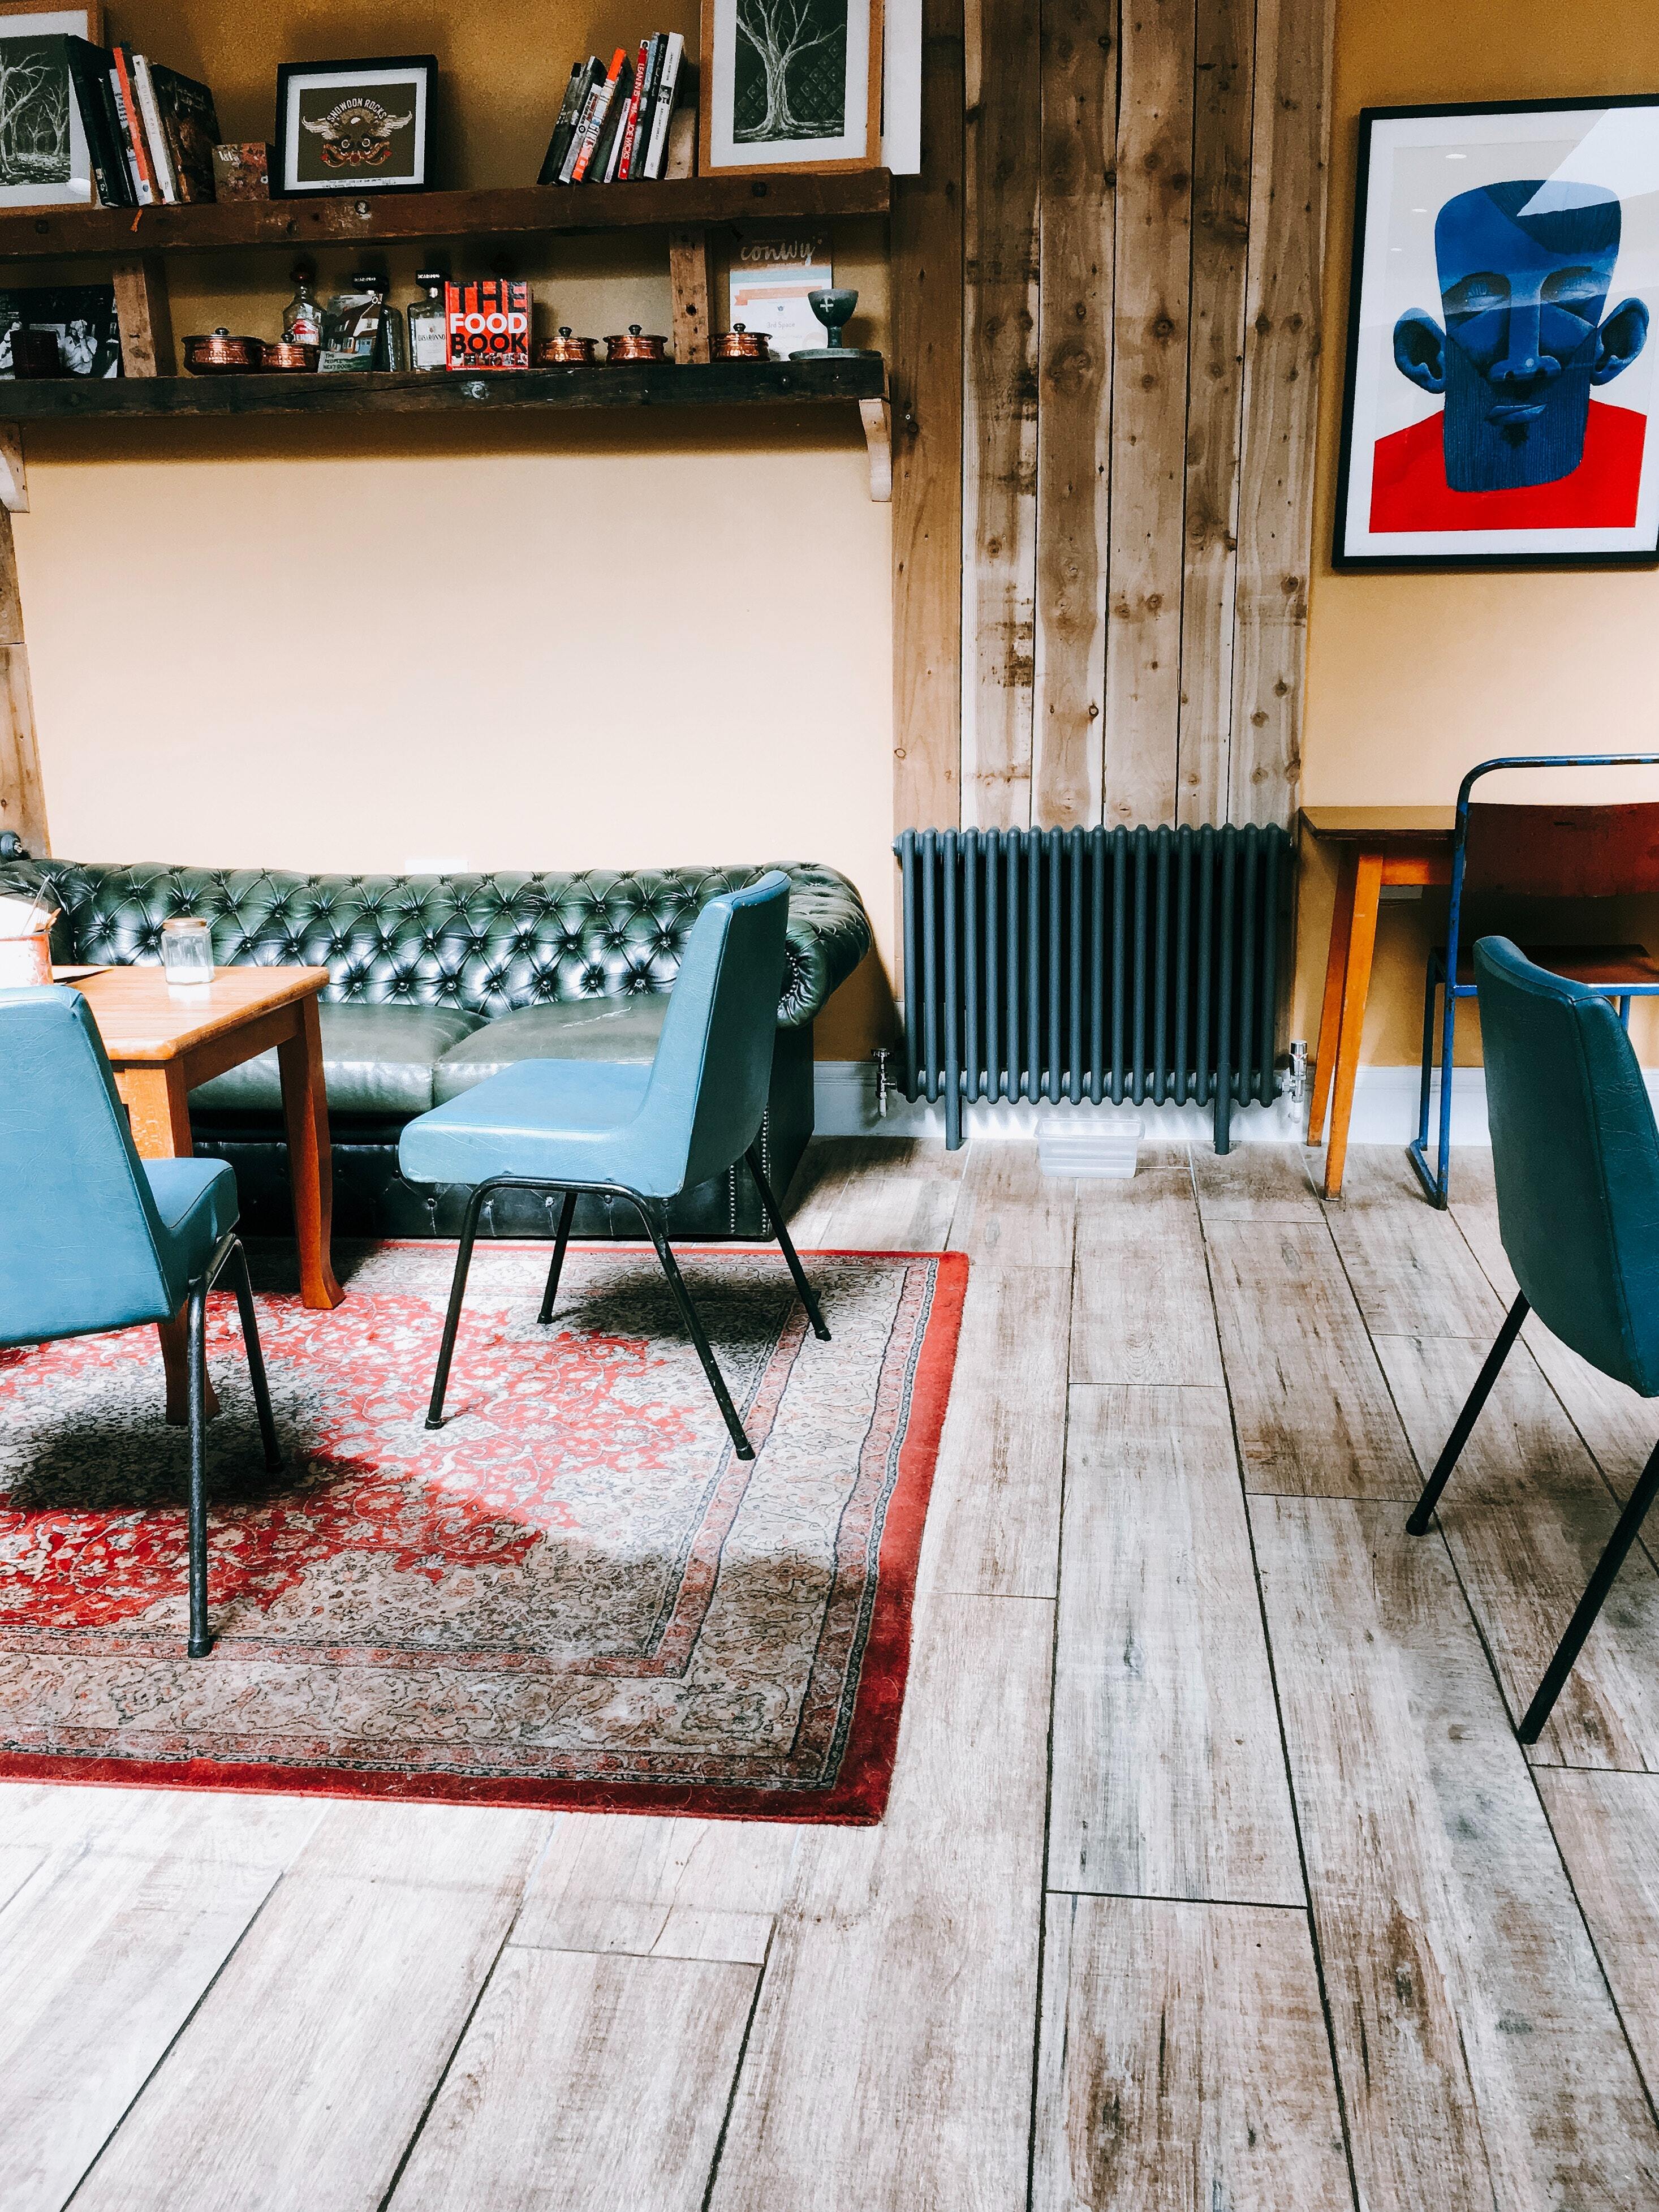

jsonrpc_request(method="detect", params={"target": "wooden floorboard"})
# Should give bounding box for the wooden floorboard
[1204,1217,1420,1499]
[1071,1165,1225,1387]
[818,1135,966,1251]
[1322,1148,1508,1341]
[948,1140,1076,1267]
[1255,1494,1659,2209]
[1536,1768,1659,2110]
[1033,1894,1351,2210]
[1191,1142,1322,1221]
[1049,1384,1303,1904]
[511,1813,800,1966]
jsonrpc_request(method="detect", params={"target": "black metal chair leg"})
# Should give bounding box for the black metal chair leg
[1406,1293,1529,1535]
[538,1189,579,1325]
[1518,1436,1659,1744]
[186,1280,212,1658]
[224,1239,283,1473]
[746,1142,830,1341]
[642,1204,755,1460]
[425,1182,489,1430]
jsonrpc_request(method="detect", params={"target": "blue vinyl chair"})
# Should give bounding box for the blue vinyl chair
[399,872,829,1456]
[0,985,282,1658]
[1409,751,1659,1207]
[1408,937,1659,1741]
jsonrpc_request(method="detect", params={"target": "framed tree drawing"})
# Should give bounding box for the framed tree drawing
[1335,96,1659,569]
[0,3,101,209]
[701,0,882,176]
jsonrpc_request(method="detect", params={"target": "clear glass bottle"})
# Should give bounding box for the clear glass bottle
[408,270,448,372]
[359,274,408,370]
[282,265,322,347]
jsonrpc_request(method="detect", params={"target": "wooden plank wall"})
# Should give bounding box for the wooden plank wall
[894,0,1334,836]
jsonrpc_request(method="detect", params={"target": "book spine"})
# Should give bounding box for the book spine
[570,49,624,183]
[616,40,650,180]
[558,72,603,184]
[601,62,632,182]
[65,41,127,208]
[111,49,157,204]
[644,33,684,180]
[131,54,178,203]
[538,63,584,186]
[636,36,666,171]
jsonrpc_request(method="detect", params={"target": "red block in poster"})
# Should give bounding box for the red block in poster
[445,279,530,371]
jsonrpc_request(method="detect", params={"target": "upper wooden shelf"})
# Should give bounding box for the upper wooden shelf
[0,172,892,261]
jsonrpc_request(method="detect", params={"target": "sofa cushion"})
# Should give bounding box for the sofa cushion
[189,1003,485,1117]
[433,998,669,1104]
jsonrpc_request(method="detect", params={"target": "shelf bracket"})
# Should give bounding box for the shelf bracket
[860,395,892,502]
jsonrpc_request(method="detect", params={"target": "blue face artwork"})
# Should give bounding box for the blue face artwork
[1392,179,1650,492]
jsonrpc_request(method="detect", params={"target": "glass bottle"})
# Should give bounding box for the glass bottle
[282,265,322,347]
[408,270,448,372]
[358,274,408,370]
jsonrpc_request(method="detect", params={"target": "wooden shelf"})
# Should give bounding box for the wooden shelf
[0,355,887,418]
[0,171,891,261]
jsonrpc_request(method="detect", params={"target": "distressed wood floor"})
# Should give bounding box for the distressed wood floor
[7,1139,1659,2208]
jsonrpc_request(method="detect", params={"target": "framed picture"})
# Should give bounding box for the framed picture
[272,55,435,198]
[0,282,119,375]
[0,2,101,209]
[1335,96,1659,570]
[700,0,882,176]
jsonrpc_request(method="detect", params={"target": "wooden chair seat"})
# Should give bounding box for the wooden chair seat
[1453,943,1659,988]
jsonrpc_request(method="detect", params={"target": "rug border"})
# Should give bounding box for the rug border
[0,1250,970,1827]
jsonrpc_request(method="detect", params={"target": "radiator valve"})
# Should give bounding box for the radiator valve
[873,1047,890,1119]
[1286,1039,1309,1103]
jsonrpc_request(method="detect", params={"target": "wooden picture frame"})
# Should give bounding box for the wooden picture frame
[700,0,883,177]
[0,2,104,209]
[272,54,436,199]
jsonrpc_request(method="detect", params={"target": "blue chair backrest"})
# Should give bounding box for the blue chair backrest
[1474,937,1659,1397]
[0,985,180,1346]
[639,873,789,1193]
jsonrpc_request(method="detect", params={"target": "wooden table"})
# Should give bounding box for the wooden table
[1303,807,1456,1202]
[63,963,344,1419]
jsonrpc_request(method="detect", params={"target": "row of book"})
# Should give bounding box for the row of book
[537,35,686,187]
[62,37,221,207]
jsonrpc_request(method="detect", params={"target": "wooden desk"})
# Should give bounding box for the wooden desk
[1302,807,1455,1202]
[63,964,344,1418]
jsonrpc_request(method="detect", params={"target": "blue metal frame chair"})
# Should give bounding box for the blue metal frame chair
[0,985,282,1658]
[398,874,829,1459]
[1408,752,1659,1208]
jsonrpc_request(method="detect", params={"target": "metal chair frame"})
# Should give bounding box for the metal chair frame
[183,1230,283,1656]
[421,1142,830,1460]
[1408,752,1659,1209]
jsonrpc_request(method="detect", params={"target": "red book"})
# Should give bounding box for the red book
[616,40,650,179]
[445,279,531,372]
[571,47,626,182]
[111,46,159,205]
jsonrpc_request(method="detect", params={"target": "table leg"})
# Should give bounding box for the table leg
[278,993,344,1312]
[115,1062,219,1427]
[1321,849,1384,1203]
[1309,845,1358,1147]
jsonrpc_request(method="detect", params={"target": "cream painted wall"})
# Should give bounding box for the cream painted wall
[21,3,894,1059]
[1298,0,1659,1067]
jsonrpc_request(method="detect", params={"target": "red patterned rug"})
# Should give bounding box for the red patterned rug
[0,1242,966,1823]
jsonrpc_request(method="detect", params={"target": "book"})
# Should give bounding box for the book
[634,36,668,174]
[131,55,178,203]
[557,62,606,184]
[211,141,270,200]
[537,61,589,186]
[64,37,132,208]
[616,37,652,179]
[110,48,159,205]
[445,279,529,372]
[570,47,627,183]
[601,57,634,182]
[642,33,684,181]
[150,67,221,203]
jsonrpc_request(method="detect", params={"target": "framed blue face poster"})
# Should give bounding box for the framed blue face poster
[1334,96,1659,569]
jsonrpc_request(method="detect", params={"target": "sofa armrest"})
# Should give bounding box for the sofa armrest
[781,864,873,1027]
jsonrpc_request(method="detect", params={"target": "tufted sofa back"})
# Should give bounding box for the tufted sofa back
[0,860,872,1028]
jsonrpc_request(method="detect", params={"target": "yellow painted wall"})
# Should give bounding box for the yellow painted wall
[1299,0,1659,1068]
[20,3,893,1058]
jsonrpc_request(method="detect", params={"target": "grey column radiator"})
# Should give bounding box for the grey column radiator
[895,824,1291,1153]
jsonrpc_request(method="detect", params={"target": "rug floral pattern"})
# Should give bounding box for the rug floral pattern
[0,1243,964,1820]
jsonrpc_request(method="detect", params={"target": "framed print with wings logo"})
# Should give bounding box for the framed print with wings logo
[274,56,435,197]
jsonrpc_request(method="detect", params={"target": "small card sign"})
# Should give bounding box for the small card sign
[727,229,831,360]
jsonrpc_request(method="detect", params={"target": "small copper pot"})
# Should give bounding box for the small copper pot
[537,327,597,365]
[605,324,669,364]
[710,324,772,362]
[184,328,262,375]
[258,338,320,373]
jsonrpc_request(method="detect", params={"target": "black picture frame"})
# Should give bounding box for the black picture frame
[1333,94,1659,573]
[272,54,437,199]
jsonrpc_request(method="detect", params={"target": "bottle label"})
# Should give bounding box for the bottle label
[412,322,447,370]
[287,311,321,345]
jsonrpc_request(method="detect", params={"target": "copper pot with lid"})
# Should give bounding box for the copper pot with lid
[258,338,320,373]
[605,324,669,364]
[710,324,772,362]
[537,326,598,365]
[183,328,263,374]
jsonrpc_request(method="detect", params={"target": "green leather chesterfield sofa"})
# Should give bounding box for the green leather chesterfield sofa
[0,857,872,1240]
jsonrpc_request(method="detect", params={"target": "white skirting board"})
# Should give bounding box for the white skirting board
[812,1061,1659,1147]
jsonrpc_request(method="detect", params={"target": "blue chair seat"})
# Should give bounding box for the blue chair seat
[145,1157,241,1271]
[399,1060,665,1193]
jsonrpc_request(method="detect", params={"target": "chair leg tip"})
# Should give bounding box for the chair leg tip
[812,1324,831,1342]
[187,1637,213,1659]
[424,1415,445,1432]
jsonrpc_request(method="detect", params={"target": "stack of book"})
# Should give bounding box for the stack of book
[538,33,684,186]
[64,37,221,206]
